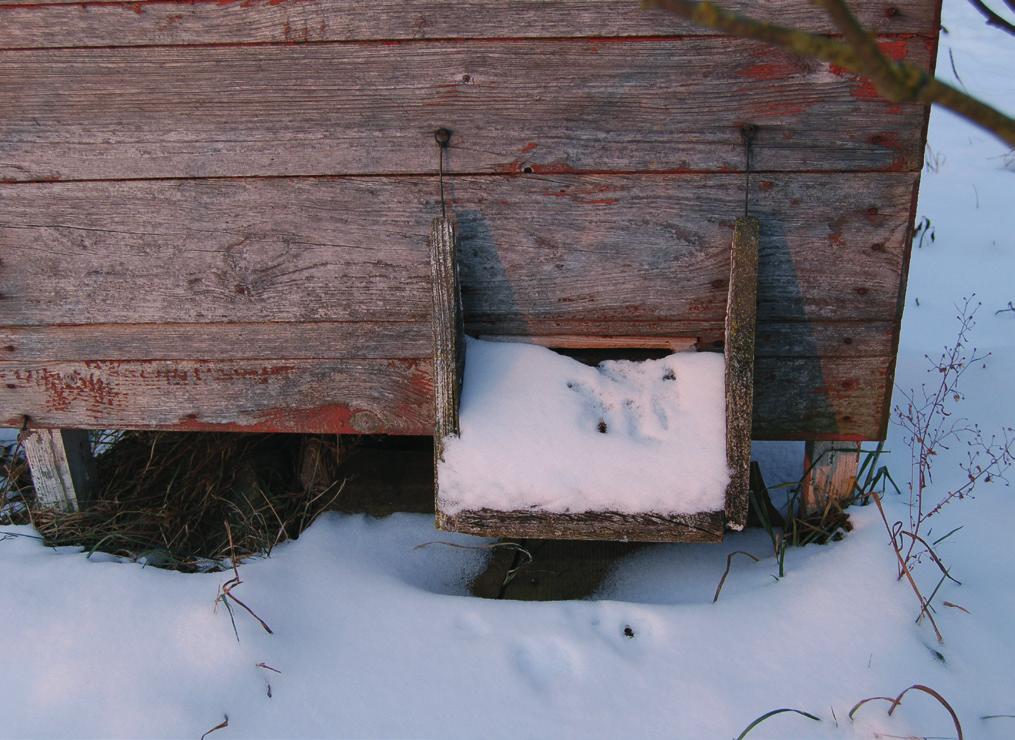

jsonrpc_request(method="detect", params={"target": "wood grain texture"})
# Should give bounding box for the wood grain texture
[0,355,893,438]
[0,323,429,361]
[0,0,939,49]
[752,356,890,439]
[429,216,463,459]
[724,216,758,531]
[0,37,931,181]
[0,359,432,434]
[21,427,95,511]
[0,170,911,439]
[0,174,916,330]
[800,440,862,514]
[437,507,725,542]
[0,319,896,362]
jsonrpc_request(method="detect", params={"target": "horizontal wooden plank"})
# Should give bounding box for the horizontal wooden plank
[0,0,939,49]
[753,355,892,440]
[0,37,931,181]
[0,173,915,332]
[0,321,895,361]
[436,507,725,543]
[0,323,430,361]
[0,355,892,439]
[0,359,432,434]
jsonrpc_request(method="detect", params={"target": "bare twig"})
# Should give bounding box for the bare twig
[642,0,1015,147]
[967,0,1015,36]
[216,521,273,639]
[871,493,943,643]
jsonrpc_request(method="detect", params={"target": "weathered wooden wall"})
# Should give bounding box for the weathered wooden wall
[0,0,939,440]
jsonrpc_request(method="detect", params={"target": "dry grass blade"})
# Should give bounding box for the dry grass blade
[9,431,346,572]
[734,707,821,739]
[942,601,971,614]
[200,715,229,740]
[981,714,1015,719]
[1,432,35,528]
[849,695,896,720]
[712,551,760,603]
[887,685,963,740]
[851,684,963,739]
[256,662,282,674]
[217,520,273,637]
[415,540,535,586]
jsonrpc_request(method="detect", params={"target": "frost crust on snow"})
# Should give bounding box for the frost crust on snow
[438,338,730,516]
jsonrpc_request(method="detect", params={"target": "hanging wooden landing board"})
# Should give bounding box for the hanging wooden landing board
[431,216,759,542]
[0,1,940,445]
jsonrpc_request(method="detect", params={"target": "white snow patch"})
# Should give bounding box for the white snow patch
[438,338,729,515]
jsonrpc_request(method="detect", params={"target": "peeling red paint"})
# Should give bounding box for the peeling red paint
[851,78,881,101]
[749,99,810,117]
[869,131,910,170]
[759,180,774,191]
[8,366,127,414]
[878,38,910,62]
[519,142,538,154]
[255,403,355,432]
[738,62,799,81]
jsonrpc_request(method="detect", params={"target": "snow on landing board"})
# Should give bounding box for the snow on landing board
[438,338,730,517]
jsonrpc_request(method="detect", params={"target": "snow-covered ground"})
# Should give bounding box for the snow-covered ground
[2,1,1013,737]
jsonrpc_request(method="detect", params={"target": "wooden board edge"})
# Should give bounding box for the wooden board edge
[436,508,724,543]
[724,215,759,530]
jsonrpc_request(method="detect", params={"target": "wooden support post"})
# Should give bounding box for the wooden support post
[800,440,862,516]
[20,428,96,512]
[724,216,759,531]
[298,434,343,497]
[430,215,464,527]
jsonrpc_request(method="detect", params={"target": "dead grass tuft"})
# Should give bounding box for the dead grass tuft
[1,431,344,572]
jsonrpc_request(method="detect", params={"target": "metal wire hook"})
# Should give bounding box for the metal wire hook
[435,128,452,219]
[740,124,758,218]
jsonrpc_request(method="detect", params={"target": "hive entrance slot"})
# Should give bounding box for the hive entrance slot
[476,335,701,367]
[430,223,757,543]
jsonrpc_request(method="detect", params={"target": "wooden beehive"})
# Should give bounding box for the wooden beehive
[0,1,940,513]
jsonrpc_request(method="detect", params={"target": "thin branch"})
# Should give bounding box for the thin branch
[643,0,1015,148]
[871,493,944,642]
[813,0,901,85]
[967,0,1015,37]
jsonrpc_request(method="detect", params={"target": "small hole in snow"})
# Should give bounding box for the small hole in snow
[623,625,635,638]
[566,381,575,389]
[662,369,676,381]
[597,420,607,434]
